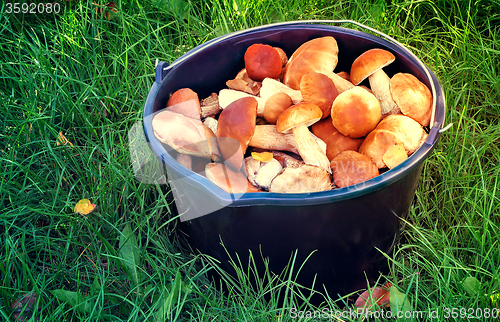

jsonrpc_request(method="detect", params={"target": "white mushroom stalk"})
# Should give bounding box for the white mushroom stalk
[291,124,331,173]
[369,69,398,115]
[259,78,303,104]
[323,71,355,93]
[218,89,266,117]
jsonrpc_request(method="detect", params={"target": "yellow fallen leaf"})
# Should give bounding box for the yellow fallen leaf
[251,152,273,162]
[56,131,74,147]
[74,199,96,215]
[491,293,499,305]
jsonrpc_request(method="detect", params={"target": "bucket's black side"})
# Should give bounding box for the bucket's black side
[180,162,423,304]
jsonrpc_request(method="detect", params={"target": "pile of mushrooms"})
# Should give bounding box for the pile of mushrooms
[152,37,432,193]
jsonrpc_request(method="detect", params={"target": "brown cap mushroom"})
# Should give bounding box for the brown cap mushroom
[311,117,363,161]
[330,150,379,188]
[205,163,255,193]
[269,164,332,193]
[331,86,382,139]
[276,103,331,173]
[350,48,399,115]
[152,110,220,161]
[358,114,428,168]
[244,44,282,82]
[217,96,258,171]
[390,73,432,127]
[263,92,293,124]
[273,47,288,67]
[166,88,202,120]
[300,72,339,119]
[282,36,354,92]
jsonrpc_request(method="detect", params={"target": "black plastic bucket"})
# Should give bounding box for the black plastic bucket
[143,20,446,301]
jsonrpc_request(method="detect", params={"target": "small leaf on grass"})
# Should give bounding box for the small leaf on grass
[462,276,481,296]
[51,289,91,314]
[56,131,73,147]
[119,224,141,288]
[74,199,96,215]
[389,286,412,317]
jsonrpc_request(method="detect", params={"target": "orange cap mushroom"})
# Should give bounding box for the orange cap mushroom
[331,86,382,139]
[390,73,432,127]
[300,72,339,119]
[350,48,399,115]
[311,117,363,161]
[330,150,379,188]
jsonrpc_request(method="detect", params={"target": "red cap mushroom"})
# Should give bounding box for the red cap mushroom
[166,88,202,120]
[217,96,258,171]
[244,44,282,82]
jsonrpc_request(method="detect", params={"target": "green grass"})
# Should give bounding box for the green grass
[1,0,499,320]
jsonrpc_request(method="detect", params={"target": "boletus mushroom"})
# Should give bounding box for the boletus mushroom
[244,43,283,82]
[300,72,339,119]
[217,96,258,171]
[244,154,283,191]
[269,164,332,193]
[330,150,379,188]
[350,48,399,116]
[331,86,382,139]
[358,114,428,168]
[152,110,220,161]
[276,103,331,173]
[282,36,354,93]
[390,73,432,127]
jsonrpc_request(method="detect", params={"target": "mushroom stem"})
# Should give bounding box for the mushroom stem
[249,125,327,156]
[292,125,331,173]
[259,78,303,104]
[368,69,398,115]
[325,71,355,93]
[219,89,266,117]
